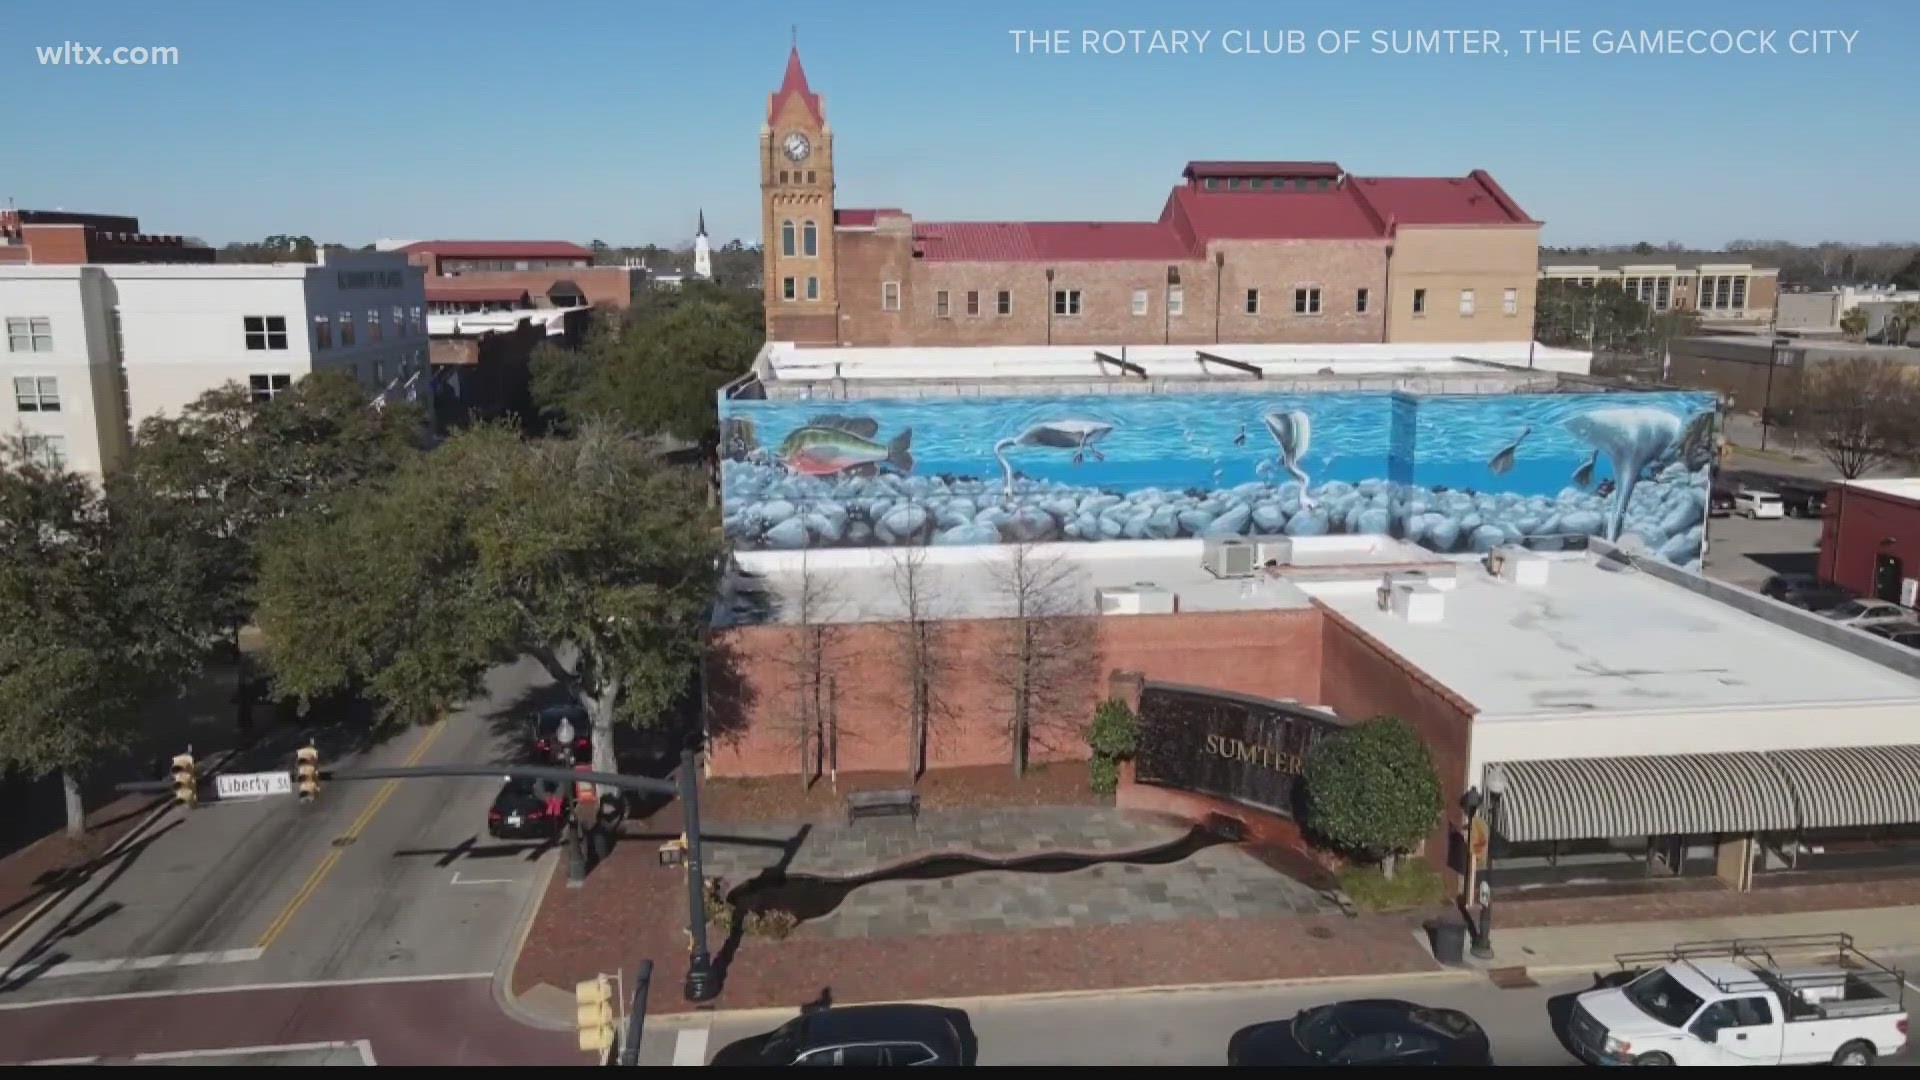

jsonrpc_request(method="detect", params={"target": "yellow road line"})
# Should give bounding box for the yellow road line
[255,719,449,951]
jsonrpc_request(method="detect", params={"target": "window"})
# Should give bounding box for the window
[1245,288,1261,315]
[13,375,59,412]
[781,220,796,257]
[1731,276,1747,309]
[1412,288,1428,315]
[782,276,797,301]
[1716,276,1732,309]
[1317,178,1331,190]
[1168,285,1184,316]
[1459,289,1476,316]
[935,290,951,317]
[802,220,818,257]
[1248,178,1264,190]
[248,373,292,403]
[996,289,1011,316]
[966,290,980,316]
[409,306,423,334]
[22,434,65,469]
[1294,178,1310,190]
[778,170,787,184]
[806,276,819,301]
[6,316,53,353]
[339,312,355,346]
[374,360,386,384]
[881,281,901,312]
[1132,289,1149,316]
[243,315,289,351]
[1623,276,1639,299]
[1578,276,1595,287]
[367,309,383,342]
[1228,178,1242,190]
[1503,288,1518,316]
[1355,288,1369,314]
[1053,289,1082,316]
[1655,277,1671,311]
[806,170,815,184]
[313,315,332,349]
[1204,178,1220,190]
[1293,287,1321,315]
[392,305,406,335]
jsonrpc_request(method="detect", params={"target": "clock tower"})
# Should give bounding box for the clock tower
[761,46,839,343]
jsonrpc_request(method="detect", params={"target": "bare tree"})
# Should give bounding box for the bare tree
[987,543,1098,778]
[888,546,954,781]
[1782,357,1920,479]
[771,551,844,789]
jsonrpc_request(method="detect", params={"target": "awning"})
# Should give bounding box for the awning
[1764,745,1920,830]
[1495,752,1800,843]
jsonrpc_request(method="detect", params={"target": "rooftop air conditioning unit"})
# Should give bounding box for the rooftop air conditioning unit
[1492,546,1550,587]
[1391,581,1446,624]
[1096,584,1178,615]
[1203,537,1257,579]
[1250,535,1293,567]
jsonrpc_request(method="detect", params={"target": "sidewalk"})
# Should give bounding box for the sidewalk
[1465,905,1920,978]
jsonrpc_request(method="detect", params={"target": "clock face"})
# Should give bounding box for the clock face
[783,132,811,162]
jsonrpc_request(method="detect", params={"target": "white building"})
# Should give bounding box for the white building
[3,250,427,479]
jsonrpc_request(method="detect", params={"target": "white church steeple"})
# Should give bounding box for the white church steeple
[693,209,712,281]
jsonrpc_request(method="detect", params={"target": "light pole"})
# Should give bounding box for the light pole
[1760,334,1788,452]
[679,746,721,1003]
[1464,766,1509,959]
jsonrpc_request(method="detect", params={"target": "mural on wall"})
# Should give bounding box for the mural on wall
[718,388,1718,570]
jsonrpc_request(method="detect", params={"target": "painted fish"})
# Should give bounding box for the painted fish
[779,425,913,477]
[1487,426,1532,476]
[804,414,880,439]
[1572,448,1601,490]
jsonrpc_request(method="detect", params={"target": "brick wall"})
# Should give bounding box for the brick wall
[1817,484,1920,598]
[1316,605,1477,871]
[427,267,635,310]
[19,225,89,264]
[705,607,1324,778]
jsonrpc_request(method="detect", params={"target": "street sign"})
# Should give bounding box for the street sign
[214,771,294,800]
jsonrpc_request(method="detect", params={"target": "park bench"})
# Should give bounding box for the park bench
[846,788,919,826]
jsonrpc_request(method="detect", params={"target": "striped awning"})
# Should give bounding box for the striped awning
[1495,752,1800,843]
[1764,745,1920,830]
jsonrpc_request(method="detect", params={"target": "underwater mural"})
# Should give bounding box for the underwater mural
[718,389,1718,571]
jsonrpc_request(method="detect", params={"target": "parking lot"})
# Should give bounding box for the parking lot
[1703,509,1824,591]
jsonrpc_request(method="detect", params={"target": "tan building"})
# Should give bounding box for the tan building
[1538,251,1780,330]
[760,49,1542,348]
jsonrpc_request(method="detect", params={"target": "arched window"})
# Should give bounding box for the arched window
[802,220,818,258]
[781,220,796,257]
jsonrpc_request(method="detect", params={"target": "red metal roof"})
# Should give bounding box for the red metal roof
[834,208,901,228]
[1165,186,1385,241]
[912,221,1191,262]
[402,240,593,259]
[1348,171,1536,227]
[426,282,534,303]
[769,47,822,124]
[1184,161,1343,180]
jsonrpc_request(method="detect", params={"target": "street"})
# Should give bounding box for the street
[0,659,583,1065]
[638,957,1920,1067]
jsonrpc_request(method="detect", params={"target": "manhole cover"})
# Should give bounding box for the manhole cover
[1306,925,1334,940]
[331,836,358,848]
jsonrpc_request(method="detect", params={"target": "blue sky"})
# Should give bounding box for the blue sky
[3,0,1914,248]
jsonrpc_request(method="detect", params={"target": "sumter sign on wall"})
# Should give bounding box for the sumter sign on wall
[1134,682,1345,818]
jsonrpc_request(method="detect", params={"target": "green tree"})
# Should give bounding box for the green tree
[1303,717,1441,880]
[1884,301,1920,347]
[1893,253,1920,291]
[532,283,763,446]
[115,372,425,653]
[1781,356,1920,478]
[1087,698,1139,797]
[1839,307,1869,341]
[1533,279,1650,353]
[254,421,720,771]
[0,438,207,835]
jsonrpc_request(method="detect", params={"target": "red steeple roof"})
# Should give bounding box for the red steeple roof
[769,47,822,124]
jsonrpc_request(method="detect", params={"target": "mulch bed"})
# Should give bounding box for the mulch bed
[698,760,1104,824]
[0,793,167,941]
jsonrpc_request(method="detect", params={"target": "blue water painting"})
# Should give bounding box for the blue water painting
[718,389,1718,569]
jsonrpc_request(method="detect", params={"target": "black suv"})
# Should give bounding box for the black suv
[1760,574,1852,612]
[711,1005,978,1066]
[1777,483,1827,518]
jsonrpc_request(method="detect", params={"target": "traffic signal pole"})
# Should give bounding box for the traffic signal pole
[679,748,719,1004]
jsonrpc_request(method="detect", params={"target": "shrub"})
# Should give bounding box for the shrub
[1087,698,1139,796]
[744,908,799,940]
[1303,716,1441,880]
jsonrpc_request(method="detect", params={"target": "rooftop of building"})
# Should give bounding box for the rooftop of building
[0,248,413,280]
[734,340,1595,400]
[398,240,593,260]
[1839,477,1920,502]
[1310,545,1920,721]
[1540,250,1781,272]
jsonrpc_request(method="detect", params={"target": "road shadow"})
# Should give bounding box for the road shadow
[0,818,181,993]
[1746,550,1820,576]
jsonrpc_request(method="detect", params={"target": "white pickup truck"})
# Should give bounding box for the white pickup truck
[1563,935,1909,1066]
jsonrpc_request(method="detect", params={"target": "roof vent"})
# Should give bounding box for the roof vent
[1203,538,1257,579]
[1490,546,1550,587]
[1390,580,1446,624]
[1097,584,1178,616]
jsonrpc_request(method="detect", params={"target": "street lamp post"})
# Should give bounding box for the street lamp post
[679,746,721,1004]
[1760,334,1788,453]
[1464,766,1509,959]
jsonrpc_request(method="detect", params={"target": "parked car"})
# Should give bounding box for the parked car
[710,1004,978,1066]
[487,776,566,840]
[1227,1000,1493,1066]
[1758,574,1853,612]
[1865,623,1920,649]
[1709,485,1738,518]
[1819,598,1914,628]
[1733,490,1786,519]
[1776,484,1827,518]
[529,703,592,762]
[1562,936,1908,1066]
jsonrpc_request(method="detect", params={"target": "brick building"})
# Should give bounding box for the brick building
[396,240,639,310]
[759,48,1541,348]
[1538,251,1780,330]
[1817,479,1920,604]
[0,209,213,265]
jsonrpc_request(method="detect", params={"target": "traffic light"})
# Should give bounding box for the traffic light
[295,744,320,803]
[170,752,197,808]
[575,974,617,1054]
